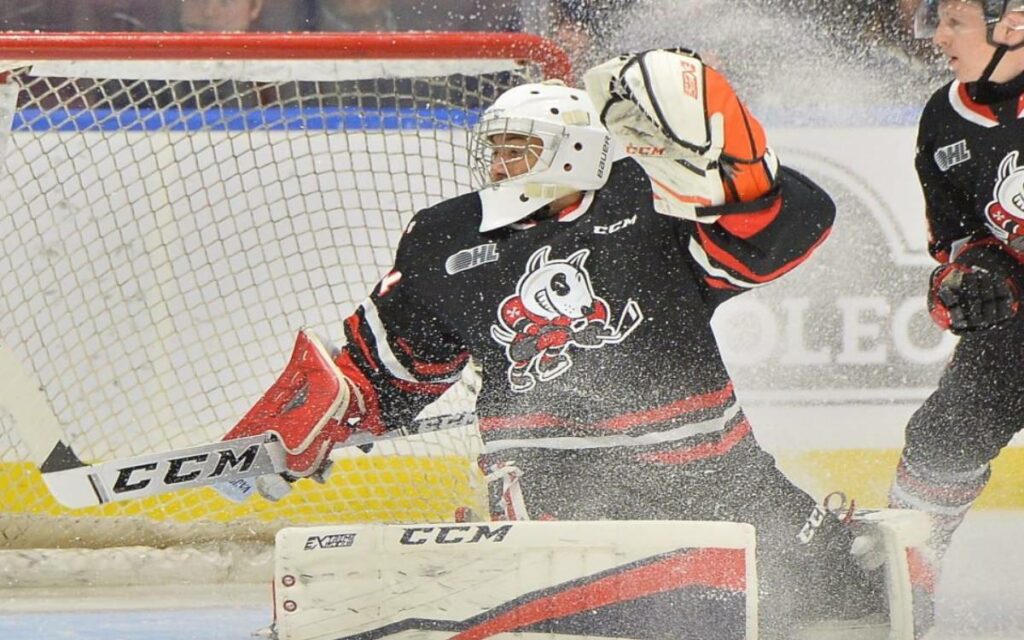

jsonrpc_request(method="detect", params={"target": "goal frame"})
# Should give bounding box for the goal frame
[0,29,571,587]
[0,31,571,79]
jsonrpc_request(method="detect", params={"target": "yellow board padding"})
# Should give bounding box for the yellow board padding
[0,455,487,526]
[4,448,1022,534]
[777,447,1024,509]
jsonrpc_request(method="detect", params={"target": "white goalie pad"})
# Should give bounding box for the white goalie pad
[859,508,933,640]
[272,520,757,640]
[795,508,933,640]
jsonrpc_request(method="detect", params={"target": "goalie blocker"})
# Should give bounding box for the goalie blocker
[269,510,931,640]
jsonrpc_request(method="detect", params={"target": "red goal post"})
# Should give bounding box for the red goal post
[0,31,567,72]
[0,31,570,586]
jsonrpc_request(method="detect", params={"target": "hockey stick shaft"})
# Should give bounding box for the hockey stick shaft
[20,412,474,509]
[1,339,476,508]
[0,342,291,507]
[213,410,477,503]
[40,433,287,508]
[0,340,70,467]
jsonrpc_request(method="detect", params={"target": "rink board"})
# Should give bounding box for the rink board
[3,445,1023,527]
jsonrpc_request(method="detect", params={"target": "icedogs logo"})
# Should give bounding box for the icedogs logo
[490,246,643,393]
[985,151,1024,250]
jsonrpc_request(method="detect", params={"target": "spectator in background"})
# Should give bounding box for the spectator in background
[288,0,511,109]
[257,0,308,31]
[443,0,640,70]
[92,0,265,110]
[273,0,398,108]
[313,0,396,31]
[306,0,523,32]
[536,1,641,71]
[69,0,175,31]
[456,0,523,31]
[179,0,264,32]
[171,0,265,107]
[0,0,74,30]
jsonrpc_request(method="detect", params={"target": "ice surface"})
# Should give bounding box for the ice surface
[0,584,268,640]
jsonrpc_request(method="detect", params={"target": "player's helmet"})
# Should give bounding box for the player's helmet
[913,0,1023,39]
[470,81,613,232]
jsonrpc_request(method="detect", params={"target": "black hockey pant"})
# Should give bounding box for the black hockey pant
[893,316,1024,556]
[485,435,886,638]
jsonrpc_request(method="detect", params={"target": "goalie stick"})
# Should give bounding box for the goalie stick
[0,339,473,509]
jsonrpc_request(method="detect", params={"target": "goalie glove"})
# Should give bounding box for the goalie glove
[222,329,365,500]
[928,242,1024,335]
[583,48,778,222]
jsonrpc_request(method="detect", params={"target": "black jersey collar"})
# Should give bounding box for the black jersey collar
[949,77,1024,127]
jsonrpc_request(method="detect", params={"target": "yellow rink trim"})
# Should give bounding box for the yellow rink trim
[3,448,1023,524]
[0,455,486,524]
[777,448,1024,509]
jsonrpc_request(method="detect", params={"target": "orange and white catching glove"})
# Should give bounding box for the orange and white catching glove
[583,48,778,222]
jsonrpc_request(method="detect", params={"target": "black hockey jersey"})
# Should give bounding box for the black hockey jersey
[916,74,1024,262]
[334,158,834,476]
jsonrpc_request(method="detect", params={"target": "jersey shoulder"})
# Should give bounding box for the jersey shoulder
[925,80,955,110]
[403,191,483,241]
[591,157,654,210]
[920,80,956,124]
[606,156,649,187]
[916,80,958,148]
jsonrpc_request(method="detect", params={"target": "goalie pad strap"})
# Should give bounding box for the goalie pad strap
[693,184,783,219]
[485,462,530,521]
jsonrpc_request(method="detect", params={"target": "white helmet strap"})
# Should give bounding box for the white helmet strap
[523,183,579,199]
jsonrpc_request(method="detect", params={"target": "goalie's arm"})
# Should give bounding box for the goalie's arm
[683,167,836,300]
[224,224,470,486]
[338,270,471,437]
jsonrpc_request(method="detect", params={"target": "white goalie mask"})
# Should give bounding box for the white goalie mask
[469,81,614,232]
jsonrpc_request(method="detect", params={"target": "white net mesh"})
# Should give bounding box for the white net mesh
[0,36,563,576]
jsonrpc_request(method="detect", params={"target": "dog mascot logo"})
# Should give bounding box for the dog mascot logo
[490,246,643,393]
[985,151,1024,250]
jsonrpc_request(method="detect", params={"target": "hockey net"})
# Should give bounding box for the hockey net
[0,32,569,586]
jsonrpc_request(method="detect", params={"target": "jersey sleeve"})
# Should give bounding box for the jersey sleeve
[334,227,470,435]
[683,166,836,303]
[914,118,986,263]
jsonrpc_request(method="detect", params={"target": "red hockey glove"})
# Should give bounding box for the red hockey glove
[223,329,365,500]
[928,243,1024,335]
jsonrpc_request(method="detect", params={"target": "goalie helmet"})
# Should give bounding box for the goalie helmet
[470,81,614,232]
[912,0,1023,39]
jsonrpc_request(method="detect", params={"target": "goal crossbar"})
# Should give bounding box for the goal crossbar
[0,31,571,78]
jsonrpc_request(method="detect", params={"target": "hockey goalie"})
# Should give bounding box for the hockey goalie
[225,49,933,640]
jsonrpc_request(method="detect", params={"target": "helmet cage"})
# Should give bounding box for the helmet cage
[468,116,565,191]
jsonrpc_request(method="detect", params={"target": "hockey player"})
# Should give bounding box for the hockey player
[888,0,1024,589]
[228,49,885,637]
